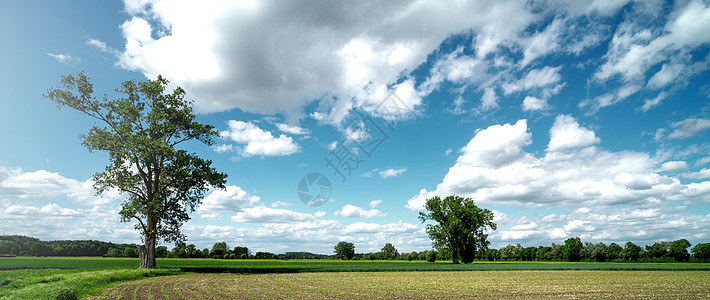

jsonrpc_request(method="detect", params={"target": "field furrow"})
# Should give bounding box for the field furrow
[86,270,710,299]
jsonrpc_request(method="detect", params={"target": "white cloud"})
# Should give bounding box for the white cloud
[211,144,233,153]
[181,219,427,253]
[658,161,689,172]
[480,87,498,111]
[491,205,710,248]
[522,96,547,112]
[334,204,387,218]
[231,206,320,223]
[638,92,667,112]
[197,185,260,220]
[327,141,338,151]
[271,201,294,208]
[681,168,710,180]
[521,18,563,66]
[219,120,300,157]
[0,166,122,205]
[276,123,310,135]
[407,117,706,210]
[547,115,600,152]
[379,168,407,179]
[502,66,562,95]
[595,1,710,83]
[0,201,139,243]
[47,53,80,64]
[667,118,710,140]
[369,200,382,208]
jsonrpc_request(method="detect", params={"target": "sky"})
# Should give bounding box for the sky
[1,0,710,254]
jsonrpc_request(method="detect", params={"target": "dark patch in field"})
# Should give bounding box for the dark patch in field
[0,280,10,286]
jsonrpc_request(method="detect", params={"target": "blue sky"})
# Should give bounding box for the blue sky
[1,0,710,254]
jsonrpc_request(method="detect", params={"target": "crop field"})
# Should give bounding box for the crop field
[2,257,709,299]
[88,271,710,299]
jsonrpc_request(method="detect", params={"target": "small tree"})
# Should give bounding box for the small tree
[381,243,397,260]
[419,195,496,264]
[44,72,227,268]
[334,241,355,260]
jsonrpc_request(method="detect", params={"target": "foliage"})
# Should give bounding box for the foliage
[334,242,355,260]
[562,238,583,262]
[692,243,710,262]
[44,72,227,268]
[381,243,397,260]
[419,195,496,264]
[669,239,691,262]
[254,252,277,259]
[426,250,437,263]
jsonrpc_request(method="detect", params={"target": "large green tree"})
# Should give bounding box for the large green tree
[669,239,691,262]
[44,72,227,268]
[418,195,496,264]
[561,237,583,262]
[334,241,355,260]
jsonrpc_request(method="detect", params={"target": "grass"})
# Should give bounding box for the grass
[2,257,709,299]
[0,268,181,300]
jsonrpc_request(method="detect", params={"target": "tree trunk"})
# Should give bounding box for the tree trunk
[139,227,157,268]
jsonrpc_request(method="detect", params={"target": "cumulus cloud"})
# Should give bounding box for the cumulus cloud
[219,120,300,157]
[0,166,122,205]
[181,219,426,253]
[0,201,138,243]
[231,206,321,223]
[335,204,387,219]
[369,200,382,208]
[681,168,710,180]
[658,161,689,172]
[406,116,704,211]
[547,115,600,152]
[197,185,260,220]
[110,0,630,124]
[491,205,710,248]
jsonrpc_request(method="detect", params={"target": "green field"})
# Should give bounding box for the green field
[2,257,709,299]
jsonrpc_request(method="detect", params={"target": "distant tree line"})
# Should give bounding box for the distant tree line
[3,235,709,263]
[486,238,710,263]
[0,235,140,257]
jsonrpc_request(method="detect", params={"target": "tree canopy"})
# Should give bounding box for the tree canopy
[44,72,227,268]
[334,241,355,260]
[418,195,496,264]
